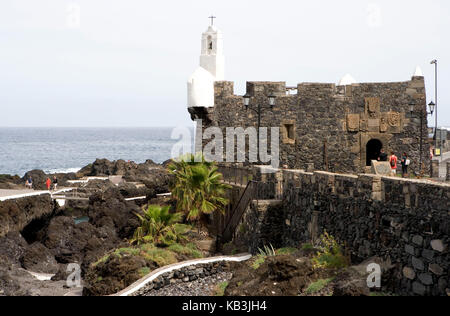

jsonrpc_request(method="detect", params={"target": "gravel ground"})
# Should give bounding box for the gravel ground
[144,272,232,296]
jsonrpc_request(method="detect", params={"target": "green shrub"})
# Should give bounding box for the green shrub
[114,248,141,257]
[301,243,314,251]
[252,256,266,270]
[130,205,184,246]
[312,232,348,269]
[276,247,297,255]
[168,153,231,225]
[258,244,276,257]
[167,243,203,259]
[214,281,229,296]
[138,267,151,277]
[139,244,178,266]
[305,277,335,294]
[93,254,110,267]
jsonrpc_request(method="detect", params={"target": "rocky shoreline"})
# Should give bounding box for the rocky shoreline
[0,158,172,296]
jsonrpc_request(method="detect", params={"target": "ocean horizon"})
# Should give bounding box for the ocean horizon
[0,127,194,177]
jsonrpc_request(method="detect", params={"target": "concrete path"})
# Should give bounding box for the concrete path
[0,188,73,202]
[433,151,450,179]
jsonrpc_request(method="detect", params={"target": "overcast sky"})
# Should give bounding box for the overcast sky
[0,0,448,127]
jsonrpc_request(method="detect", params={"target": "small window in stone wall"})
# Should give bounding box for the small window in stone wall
[282,120,296,145]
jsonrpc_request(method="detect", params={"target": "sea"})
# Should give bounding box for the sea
[0,127,194,177]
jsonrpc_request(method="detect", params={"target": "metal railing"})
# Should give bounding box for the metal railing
[219,180,280,243]
[218,165,254,187]
[221,181,257,242]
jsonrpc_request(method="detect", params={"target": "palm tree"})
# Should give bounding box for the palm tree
[131,205,183,246]
[168,154,230,228]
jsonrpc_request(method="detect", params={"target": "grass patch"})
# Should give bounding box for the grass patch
[276,247,297,255]
[214,281,229,296]
[138,267,151,277]
[139,244,178,266]
[312,232,349,270]
[114,248,141,257]
[301,243,314,251]
[305,277,335,294]
[93,254,110,267]
[167,243,203,259]
[252,256,266,270]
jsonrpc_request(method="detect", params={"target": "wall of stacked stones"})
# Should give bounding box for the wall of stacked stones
[282,171,448,295]
[130,261,227,296]
[234,170,449,296]
[193,80,431,175]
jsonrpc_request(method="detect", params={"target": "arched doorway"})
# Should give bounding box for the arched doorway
[366,139,382,166]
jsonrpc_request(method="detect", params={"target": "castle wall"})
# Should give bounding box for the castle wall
[190,77,431,175]
[234,169,449,296]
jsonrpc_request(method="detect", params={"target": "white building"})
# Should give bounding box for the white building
[187,24,225,108]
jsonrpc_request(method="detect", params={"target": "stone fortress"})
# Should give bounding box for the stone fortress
[188,22,431,175]
[187,22,448,296]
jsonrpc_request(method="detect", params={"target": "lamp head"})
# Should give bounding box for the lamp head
[428,101,436,115]
[268,93,276,109]
[243,93,251,109]
[409,101,416,115]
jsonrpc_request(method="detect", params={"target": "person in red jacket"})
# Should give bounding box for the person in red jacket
[46,178,51,191]
[389,151,398,176]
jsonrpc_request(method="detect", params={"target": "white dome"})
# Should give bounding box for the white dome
[413,66,424,77]
[338,74,357,86]
[187,67,215,108]
[188,66,215,83]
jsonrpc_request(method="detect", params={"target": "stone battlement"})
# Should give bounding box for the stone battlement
[214,76,424,99]
[192,75,430,175]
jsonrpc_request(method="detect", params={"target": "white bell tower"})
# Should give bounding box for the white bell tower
[200,22,225,80]
[187,17,225,108]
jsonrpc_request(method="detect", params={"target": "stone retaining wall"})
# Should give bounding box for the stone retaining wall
[130,261,227,296]
[234,170,449,296]
[113,254,251,296]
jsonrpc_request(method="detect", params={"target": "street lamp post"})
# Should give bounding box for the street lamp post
[410,100,435,176]
[243,93,277,161]
[430,59,438,156]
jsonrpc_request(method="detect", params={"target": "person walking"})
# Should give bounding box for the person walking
[389,151,398,176]
[401,152,410,178]
[53,176,58,191]
[25,176,33,189]
[46,178,51,191]
[378,149,388,162]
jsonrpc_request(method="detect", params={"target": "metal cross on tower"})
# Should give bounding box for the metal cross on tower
[209,15,216,26]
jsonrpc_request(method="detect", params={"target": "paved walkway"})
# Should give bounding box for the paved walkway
[0,188,73,202]
[433,151,450,178]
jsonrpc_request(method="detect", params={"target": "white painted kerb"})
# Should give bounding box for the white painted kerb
[114,253,252,297]
[0,188,73,202]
